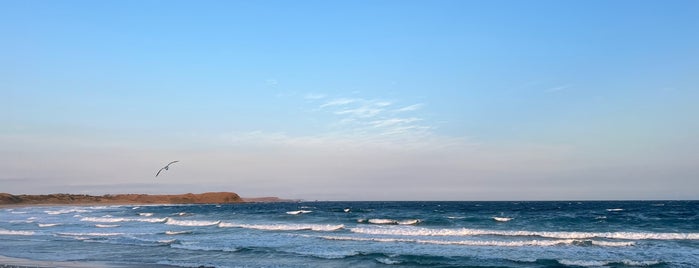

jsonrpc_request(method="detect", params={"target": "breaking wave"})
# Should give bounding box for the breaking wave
[359,219,421,225]
[286,210,312,215]
[0,229,35,236]
[493,217,513,222]
[218,222,344,232]
[349,227,699,240]
[315,235,634,247]
[165,219,220,226]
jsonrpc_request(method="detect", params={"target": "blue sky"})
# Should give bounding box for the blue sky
[2,0,698,200]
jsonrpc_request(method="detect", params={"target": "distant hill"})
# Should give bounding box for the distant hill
[0,192,243,206]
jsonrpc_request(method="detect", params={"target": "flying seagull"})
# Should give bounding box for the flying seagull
[156,161,179,177]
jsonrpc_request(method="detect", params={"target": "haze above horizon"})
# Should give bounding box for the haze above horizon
[2,1,697,200]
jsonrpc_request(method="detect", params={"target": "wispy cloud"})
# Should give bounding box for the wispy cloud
[394,103,424,112]
[320,98,357,108]
[304,94,439,143]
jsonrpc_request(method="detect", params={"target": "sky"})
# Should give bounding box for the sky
[1,0,698,200]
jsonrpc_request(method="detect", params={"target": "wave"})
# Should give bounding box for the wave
[9,211,27,214]
[606,208,625,212]
[138,213,154,217]
[0,229,35,236]
[170,242,240,252]
[286,210,312,215]
[165,218,220,226]
[57,232,124,237]
[45,208,88,215]
[96,224,119,228]
[218,222,344,232]
[359,219,421,225]
[81,217,127,223]
[165,230,193,235]
[38,223,61,227]
[349,227,699,240]
[81,217,167,223]
[315,235,634,247]
[558,259,661,267]
[493,217,513,222]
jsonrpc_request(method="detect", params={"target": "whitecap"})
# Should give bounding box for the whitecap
[286,210,312,215]
[165,230,193,235]
[349,226,699,240]
[0,229,35,236]
[165,218,220,226]
[558,259,609,267]
[45,208,88,215]
[96,224,119,228]
[397,219,421,225]
[170,243,240,252]
[57,232,124,236]
[138,212,154,217]
[606,208,625,212]
[218,222,344,232]
[493,217,513,222]
[376,258,401,265]
[38,223,61,227]
[316,235,633,247]
[80,217,128,223]
[368,219,397,225]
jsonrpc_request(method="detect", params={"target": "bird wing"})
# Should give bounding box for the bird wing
[168,160,179,166]
[156,167,165,177]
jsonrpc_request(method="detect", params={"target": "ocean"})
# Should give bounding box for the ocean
[1,201,697,267]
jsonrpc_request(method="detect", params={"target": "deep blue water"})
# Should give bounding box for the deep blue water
[1,201,697,267]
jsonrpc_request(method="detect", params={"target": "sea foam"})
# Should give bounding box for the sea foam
[0,229,35,236]
[349,227,699,240]
[218,222,344,232]
[315,235,634,247]
[165,219,220,226]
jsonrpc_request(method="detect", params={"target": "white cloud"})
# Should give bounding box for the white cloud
[394,103,424,112]
[370,118,422,128]
[320,98,357,108]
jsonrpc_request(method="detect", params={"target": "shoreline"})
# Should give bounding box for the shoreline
[0,255,176,268]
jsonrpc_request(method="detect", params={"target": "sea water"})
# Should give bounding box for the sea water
[1,201,697,267]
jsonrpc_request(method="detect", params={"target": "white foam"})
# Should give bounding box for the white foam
[96,224,119,228]
[286,210,312,215]
[165,230,193,235]
[218,222,344,232]
[138,213,154,217]
[606,208,625,212]
[81,217,128,223]
[165,218,220,226]
[38,223,61,227]
[362,219,420,225]
[45,208,88,215]
[397,219,421,225]
[81,216,167,223]
[135,217,168,223]
[558,259,609,267]
[376,258,401,265]
[57,232,124,236]
[493,217,513,222]
[316,235,633,247]
[0,229,35,236]
[10,211,27,214]
[349,227,699,240]
[170,243,239,252]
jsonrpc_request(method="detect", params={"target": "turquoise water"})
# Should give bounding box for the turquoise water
[1,201,697,267]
